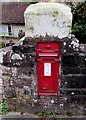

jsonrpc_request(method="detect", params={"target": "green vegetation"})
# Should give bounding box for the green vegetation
[36,112,57,118]
[66,111,73,116]
[36,112,43,116]
[0,41,6,48]
[0,101,9,114]
[72,2,86,43]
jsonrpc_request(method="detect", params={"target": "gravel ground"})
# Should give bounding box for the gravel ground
[1,112,39,118]
[0,112,86,120]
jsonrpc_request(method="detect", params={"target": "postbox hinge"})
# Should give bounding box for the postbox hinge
[54,49,59,52]
[37,49,41,51]
[42,87,47,90]
[55,59,60,62]
[37,59,42,62]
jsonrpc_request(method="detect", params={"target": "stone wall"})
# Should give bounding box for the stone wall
[1,36,86,115]
[2,44,37,112]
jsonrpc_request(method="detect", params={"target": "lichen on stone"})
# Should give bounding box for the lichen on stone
[24,3,72,39]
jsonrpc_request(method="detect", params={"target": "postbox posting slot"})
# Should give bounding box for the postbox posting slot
[37,49,59,52]
[38,53,59,57]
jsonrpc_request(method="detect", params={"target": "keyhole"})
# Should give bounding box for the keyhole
[45,79,46,81]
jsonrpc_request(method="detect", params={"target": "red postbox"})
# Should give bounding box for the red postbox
[37,42,60,95]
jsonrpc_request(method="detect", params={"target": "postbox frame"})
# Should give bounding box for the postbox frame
[37,42,60,95]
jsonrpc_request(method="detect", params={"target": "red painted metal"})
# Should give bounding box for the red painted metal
[37,42,60,95]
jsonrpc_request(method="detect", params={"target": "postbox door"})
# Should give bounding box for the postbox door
[38,58,59,95]
[37,42,60,95]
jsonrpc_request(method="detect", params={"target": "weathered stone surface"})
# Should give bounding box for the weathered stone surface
[62,67,81,74]
[4,88,16,98]
[0,51,6,63]
[6,98,17,111]
[61,75,86,89]
[24,3,72,39]
[62,55,86,67]
[11,53,22,60]
[80,44,86,53]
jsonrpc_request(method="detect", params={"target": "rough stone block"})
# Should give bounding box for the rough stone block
[62,55,86,67]
[24,3,72,39]
[82,68,86,74]
[62,55,80,67]
[62,67,81,74]
[4,87,16,98]
[61,76,86,89]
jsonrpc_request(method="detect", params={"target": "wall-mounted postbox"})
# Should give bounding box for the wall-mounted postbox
[37,42,60,95]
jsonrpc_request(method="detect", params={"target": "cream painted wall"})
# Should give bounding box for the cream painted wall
[0,24,25,38]
[12,25,25,38]
[0,24,9,37]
